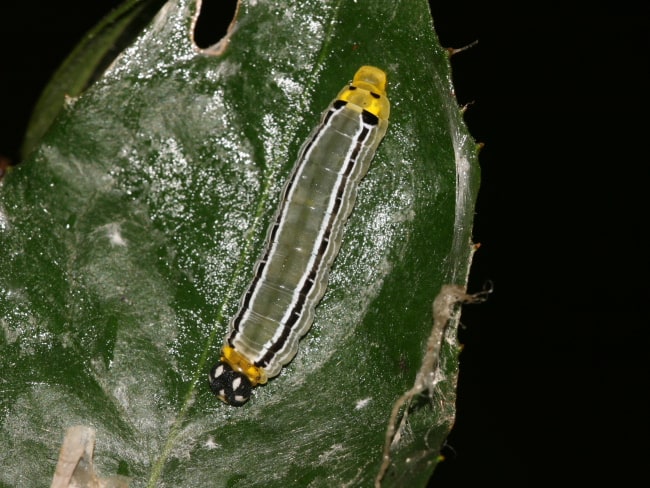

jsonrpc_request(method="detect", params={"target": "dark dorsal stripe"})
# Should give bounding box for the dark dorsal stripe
[256,120,373,366]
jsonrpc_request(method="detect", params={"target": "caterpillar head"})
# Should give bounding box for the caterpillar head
[208,361,252,407]
[336,65,390,121]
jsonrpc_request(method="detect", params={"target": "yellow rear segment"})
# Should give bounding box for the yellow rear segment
[221,345,268,386]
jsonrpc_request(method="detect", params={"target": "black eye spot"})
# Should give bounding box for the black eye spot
[349,85,357,90]
[370,92,380,99]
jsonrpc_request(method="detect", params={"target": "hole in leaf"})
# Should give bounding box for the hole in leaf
[194,0,238,49]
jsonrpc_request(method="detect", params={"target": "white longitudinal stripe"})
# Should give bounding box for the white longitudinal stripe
[232,103,347,352]
[258,113,373,362]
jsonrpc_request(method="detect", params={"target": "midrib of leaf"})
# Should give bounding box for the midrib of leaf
[146,3,345,484]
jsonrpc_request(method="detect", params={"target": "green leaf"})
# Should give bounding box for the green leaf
[0,0,480,486]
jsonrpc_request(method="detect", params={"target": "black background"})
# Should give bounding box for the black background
[1,2,647,487]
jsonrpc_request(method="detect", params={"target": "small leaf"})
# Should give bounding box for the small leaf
[20,0,168,159]
[0,0,480,486]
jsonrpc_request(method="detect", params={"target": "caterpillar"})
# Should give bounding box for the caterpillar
[209,66,390,406]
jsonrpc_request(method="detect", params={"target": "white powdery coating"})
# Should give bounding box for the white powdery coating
[97,222,128,247]
[317,443,345,463]
[0,204,8,232]
[142,137,192,223]
[355,397,372,410]
[0,284,63,356]
[246,1,328,75]
[259,111,301,200]
[103,0,197,83]
[275,75,304,100]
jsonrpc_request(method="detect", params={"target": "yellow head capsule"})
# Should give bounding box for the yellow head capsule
[336,65,390,121]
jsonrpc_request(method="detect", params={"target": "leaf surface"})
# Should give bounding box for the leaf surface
[0,0,480,486]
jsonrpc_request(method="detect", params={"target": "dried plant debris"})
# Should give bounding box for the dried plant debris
[375,284,490,487]
[50,426,130,488]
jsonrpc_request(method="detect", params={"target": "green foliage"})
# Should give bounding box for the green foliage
[0,0,479,486]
